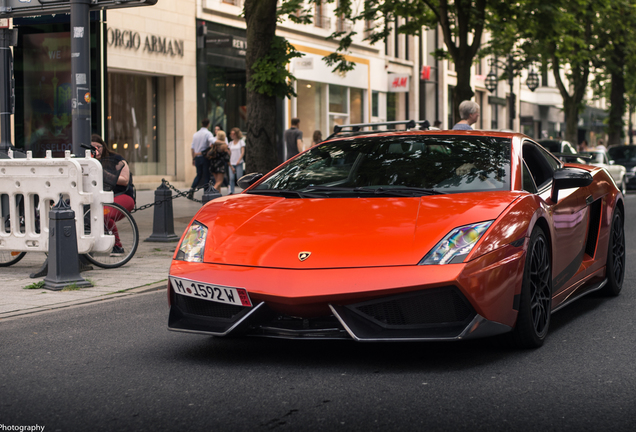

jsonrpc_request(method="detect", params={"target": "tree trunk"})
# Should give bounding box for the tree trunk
[244,0,279,175]
[563,98,579,145]
[452,56,475,125]
[607,41,626,146]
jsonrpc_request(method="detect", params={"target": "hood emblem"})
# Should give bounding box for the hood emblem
[298,252,311,262]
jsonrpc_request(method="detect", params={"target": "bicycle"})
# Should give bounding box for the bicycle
[83,202,139,269]
[0,201,139,269]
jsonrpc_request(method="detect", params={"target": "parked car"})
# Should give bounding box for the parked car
[608,145,636,190]
[168,124,625,349]
[580,149,627,193]
[538,139,586,163]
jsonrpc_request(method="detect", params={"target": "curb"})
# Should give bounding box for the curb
[0,280,168,321]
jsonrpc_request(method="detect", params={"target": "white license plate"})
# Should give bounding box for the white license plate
[170,277,252,307]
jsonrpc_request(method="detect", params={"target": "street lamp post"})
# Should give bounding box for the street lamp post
[485,56,539,131]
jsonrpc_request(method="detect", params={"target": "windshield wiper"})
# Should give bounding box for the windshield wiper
[300,185,442,196]
[246,189,322,198]
[370,187,443,196]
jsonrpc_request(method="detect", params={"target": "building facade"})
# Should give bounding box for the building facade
[9,0,620,190]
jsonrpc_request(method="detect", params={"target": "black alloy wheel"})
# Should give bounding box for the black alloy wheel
[601,209,625,296]
[511,226,552,348]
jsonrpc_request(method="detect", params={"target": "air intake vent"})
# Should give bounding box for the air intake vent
[351,287,473,328]
[176,295,247,319]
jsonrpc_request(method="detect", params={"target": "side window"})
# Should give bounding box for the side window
[522,161,538,193]
[523,142,559,190]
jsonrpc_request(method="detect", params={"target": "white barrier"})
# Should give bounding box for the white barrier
[0,149,115,254]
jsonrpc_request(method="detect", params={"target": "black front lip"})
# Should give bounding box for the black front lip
[168,288,512,341]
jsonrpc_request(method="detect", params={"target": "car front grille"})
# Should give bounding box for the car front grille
[175,294,247,320]
[351,287,473,328]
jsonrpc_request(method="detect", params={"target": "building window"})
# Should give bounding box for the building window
[372,91,379,117]
[387,92,397,122]
[329,84,349,130]
[108,73,166,176]
[350,88,363,124]
[297,80,324,149]
[315,1,330,29]
[491,103,499,130]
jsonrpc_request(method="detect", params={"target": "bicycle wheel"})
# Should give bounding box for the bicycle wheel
[0,250,27,267]
[84,202,139,269]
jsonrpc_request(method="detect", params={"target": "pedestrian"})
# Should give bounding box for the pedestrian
[311,130,322,146]
[208,130,231,192]
[211,125,223,144]
[91,134,135,255]
[228,127,246,194]
[578,140,589,152]
[596,139,606,151]
[190,119,214,196]
[433,120,442,129]
[284,117,303,160]
[452,101,480,130]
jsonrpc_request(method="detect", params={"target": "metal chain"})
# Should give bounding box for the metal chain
[129,179,210,214]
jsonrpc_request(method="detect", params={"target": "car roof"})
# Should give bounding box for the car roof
[326,128,526,142]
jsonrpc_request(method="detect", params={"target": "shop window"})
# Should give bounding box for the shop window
[372,91,379,117]
[107,73,167,176]
[205,66,247,135]
[329,84,348,131]
[350,88,363,124]
[297,80,324,148]
[387,93,397,122]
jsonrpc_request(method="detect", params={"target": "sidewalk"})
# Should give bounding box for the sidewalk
[0,187,221,320]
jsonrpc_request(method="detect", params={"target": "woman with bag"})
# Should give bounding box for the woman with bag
[228,127,246,194]
[207,130,231,192]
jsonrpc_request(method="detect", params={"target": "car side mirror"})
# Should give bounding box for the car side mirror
[551,167,593,203]
[237,173,264,189]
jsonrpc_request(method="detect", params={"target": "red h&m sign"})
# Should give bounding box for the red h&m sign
[421,65,431,80]
[388,73,410,93]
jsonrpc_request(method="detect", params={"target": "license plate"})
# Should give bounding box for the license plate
[170,276,252,307]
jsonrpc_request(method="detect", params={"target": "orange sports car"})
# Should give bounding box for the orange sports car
[168,123,625,348]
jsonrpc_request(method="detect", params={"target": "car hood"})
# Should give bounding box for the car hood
[193,192,520,269]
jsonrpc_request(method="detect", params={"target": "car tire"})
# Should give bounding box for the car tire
[600,209,625,297]
[510,226,552,348]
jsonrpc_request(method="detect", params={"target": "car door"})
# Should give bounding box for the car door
[522,141,590,295]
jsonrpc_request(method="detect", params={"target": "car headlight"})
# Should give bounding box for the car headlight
[176,221,208,262]
[419,221,493,265]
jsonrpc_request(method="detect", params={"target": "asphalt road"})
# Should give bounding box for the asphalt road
[2,197,636,432]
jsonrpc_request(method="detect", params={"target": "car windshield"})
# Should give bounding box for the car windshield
[251,135,511,197]
[608,146,636,162]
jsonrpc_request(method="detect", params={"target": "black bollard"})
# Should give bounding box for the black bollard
[145,181,180,242]
[43,197,92,291]
[201,183,222,205]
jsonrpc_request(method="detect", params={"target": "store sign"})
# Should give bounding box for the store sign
[295,57,314,70]
[107,27,184,58]
[205,31,246,57]
[388,73,410,92]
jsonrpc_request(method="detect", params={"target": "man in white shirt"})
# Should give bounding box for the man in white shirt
[190,119,214,194]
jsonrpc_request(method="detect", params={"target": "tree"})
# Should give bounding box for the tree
[488,0,601,145]
[243,1,510,173]
[590,0,636,146]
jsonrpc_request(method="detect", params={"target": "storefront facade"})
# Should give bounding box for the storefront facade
[106,1,196,188]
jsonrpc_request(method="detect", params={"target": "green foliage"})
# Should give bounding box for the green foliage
[246,36,304,99]
[24,281,45,290]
